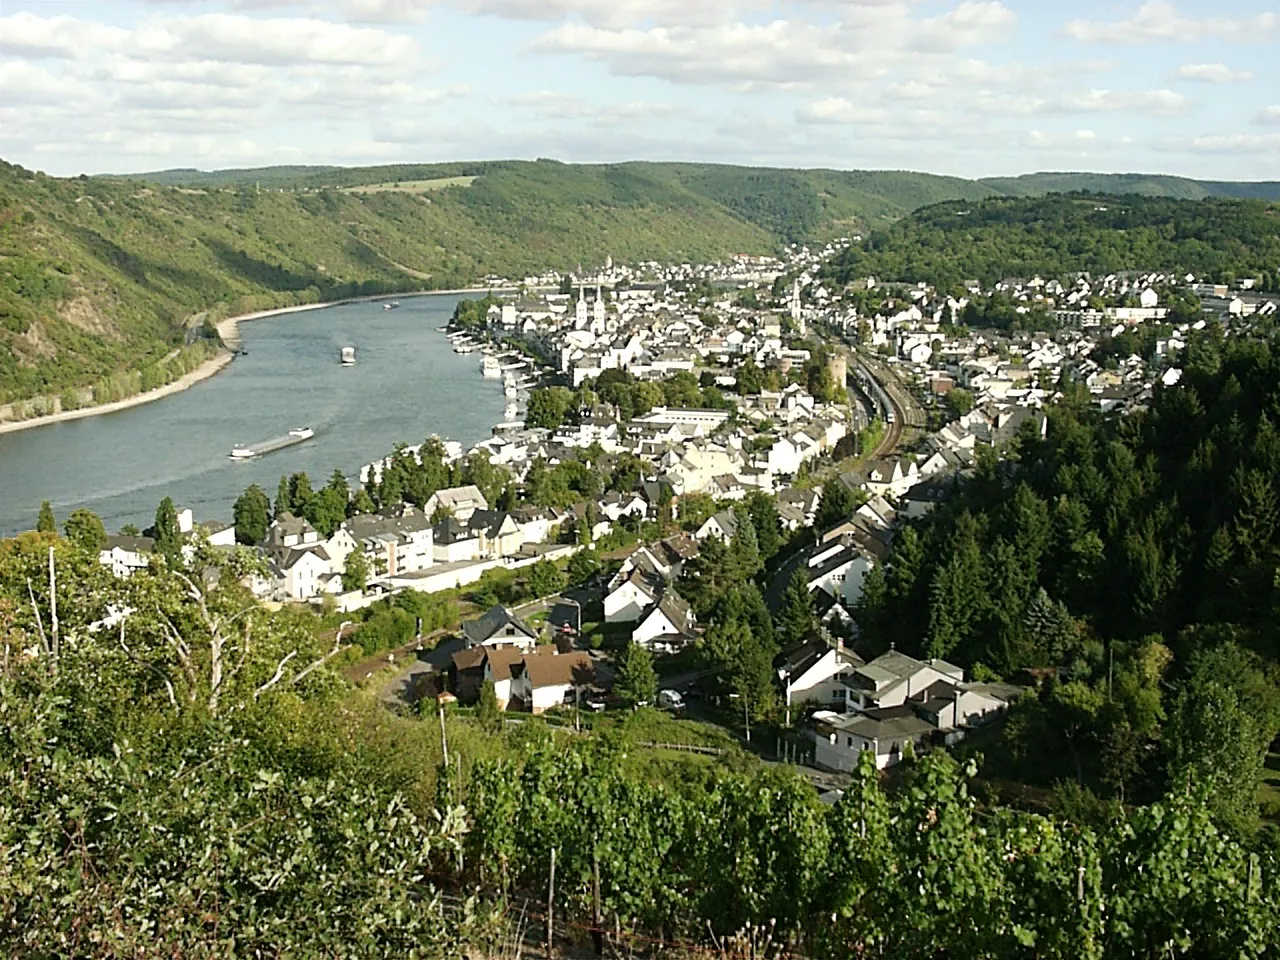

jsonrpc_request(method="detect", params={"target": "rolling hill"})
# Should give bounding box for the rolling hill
[3,156,1278,420]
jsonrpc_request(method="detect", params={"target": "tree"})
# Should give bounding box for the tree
[476,679,503,734]
[567,549,599,586]
[526,387,574,430]
[63,509,107,553]
[527,560,566,598]
[36,501,56,534]
[275,475,292,519]
[233,484,272,545]
[1165,642,1280,835]
[119,524,141,537]
[744,491,783,561]
[351,487,376,516]
[944,387,975,420]
[152,496,182,563]
[614,642,657,708]
[815,479,856,531]
[777,568,818,645]
[342,549,370,593]
[290,472,315,516]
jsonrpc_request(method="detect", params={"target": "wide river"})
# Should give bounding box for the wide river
[0,294,508,537]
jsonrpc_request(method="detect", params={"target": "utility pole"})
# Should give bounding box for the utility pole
[546,846,557,960]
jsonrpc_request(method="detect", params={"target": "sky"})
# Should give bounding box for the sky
[1,0,1278,180]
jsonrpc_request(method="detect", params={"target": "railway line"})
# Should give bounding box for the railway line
[847,353,924,458]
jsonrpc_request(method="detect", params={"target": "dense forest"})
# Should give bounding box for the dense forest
[857,326,1280,829]
[824,193,1280,290]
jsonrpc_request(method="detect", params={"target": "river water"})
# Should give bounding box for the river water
[0,294,508,537]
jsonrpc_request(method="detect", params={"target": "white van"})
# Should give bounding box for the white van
[657,689,685,712]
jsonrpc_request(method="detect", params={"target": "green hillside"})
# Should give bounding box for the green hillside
[0,159,773,411]
[824,192,1280,290]
[981,172,1280,201]
[4,156,1279,419]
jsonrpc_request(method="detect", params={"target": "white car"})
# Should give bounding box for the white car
[657,689,685,711]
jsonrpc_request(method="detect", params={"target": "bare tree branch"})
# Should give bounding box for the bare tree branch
[119,619,178,712]
[48,547,59,671]
[26,578,50,658]
[254,650,297,699]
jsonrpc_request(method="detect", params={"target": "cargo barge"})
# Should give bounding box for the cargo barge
[230,427,314,460]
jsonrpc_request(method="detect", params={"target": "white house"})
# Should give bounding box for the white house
[604,570,662,623]
[462,604,539,652]
[631,590,697,653]
[424,485,489,523]
[277,546,332,601]
[510,648,596,714]
[844,650,965,713]
[806,538,876,606]
[694,509,739,543]
[99,536,154,579]
[774,636,863,715]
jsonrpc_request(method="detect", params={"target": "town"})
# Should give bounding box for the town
[84,244,1280,779]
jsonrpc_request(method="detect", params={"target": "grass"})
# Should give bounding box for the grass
[343,176,478,194]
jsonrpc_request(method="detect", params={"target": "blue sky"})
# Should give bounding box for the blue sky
[1,0,1277,179]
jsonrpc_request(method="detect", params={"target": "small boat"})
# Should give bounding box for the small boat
[341,346,356,366]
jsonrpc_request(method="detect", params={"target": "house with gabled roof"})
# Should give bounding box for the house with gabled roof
[631,589,697,653]
[462,604,539,652]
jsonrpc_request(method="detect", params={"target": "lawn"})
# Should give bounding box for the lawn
[343,176,477,194]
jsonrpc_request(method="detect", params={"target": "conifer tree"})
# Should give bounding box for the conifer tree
[36,500,56,534]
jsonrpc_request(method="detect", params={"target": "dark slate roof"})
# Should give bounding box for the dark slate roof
[462,605,537,647]
[104,535,155,553]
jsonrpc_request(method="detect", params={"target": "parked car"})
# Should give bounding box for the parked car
[657,689,685,712]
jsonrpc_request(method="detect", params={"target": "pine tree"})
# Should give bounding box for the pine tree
[815,479,855,531]
[351,487,376,516]
[152,496,182,563]
[36,500,56,534]
[275,475,292,519]
[233,484,272,545]
[777,568,819,646]
[476,679,503,734]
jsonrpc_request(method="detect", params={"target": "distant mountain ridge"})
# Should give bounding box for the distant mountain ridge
[117,161,1280,216]
[3,155,1277,419]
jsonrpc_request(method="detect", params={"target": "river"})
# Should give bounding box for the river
[0,294,508,537]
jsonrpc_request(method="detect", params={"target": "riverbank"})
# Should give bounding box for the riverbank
[0,287,517,437]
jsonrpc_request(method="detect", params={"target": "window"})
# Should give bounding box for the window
[846,737,854,747]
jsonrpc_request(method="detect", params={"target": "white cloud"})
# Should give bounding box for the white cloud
[1190,132,1280,153]
[1026,129,1098,149]
[1255,105,1280,125]
[796,97,888,124]
[0,12,129,59]
[529,3,1015,87]
[1064,2,1277,43]
[1175,63,1253,84]
[1058,89,1190,118]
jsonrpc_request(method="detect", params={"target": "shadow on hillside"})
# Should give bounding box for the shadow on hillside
[204,237,323,293]
[68,226,155,290]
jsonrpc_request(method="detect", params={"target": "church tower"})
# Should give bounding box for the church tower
[575,283,588,327]
[593,285,606,325]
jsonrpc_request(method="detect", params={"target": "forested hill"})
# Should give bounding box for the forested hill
[1,159,777,410]
[824,193,1280,290]
[4,155,1279,413]
[857,328,1280,832]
